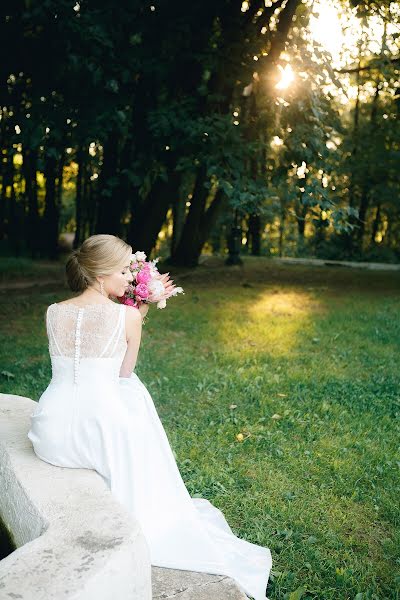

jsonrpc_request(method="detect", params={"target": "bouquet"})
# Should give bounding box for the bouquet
[117,250,184,310]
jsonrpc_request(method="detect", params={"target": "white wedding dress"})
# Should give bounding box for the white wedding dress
[27,302,272,600]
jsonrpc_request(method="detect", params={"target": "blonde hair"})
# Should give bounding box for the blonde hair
[66,234,132,292]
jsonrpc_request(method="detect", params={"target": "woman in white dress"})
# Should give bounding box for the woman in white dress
[27,234,272,600]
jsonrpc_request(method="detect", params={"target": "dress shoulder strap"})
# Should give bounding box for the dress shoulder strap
[98,304,125,358]
[46,304,63,356]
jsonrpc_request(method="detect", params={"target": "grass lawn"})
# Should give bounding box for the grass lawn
[0,256,399,600]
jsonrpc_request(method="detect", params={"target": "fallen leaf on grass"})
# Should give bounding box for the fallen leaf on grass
[288,586,306,600]
[236,432,251,442]
[1,371,15,379]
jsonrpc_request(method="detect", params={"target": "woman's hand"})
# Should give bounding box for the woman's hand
[138,303,149,319]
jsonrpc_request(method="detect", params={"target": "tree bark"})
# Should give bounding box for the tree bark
[168,164,208,266]
[22,148,40,258]
[1,147,16,249]
[95,130,122,235]
[370,202,381,244]
[248,213,261,255]
[74,145,85,249]
[129,170,181,257]
[43,155,59,259]
[356,21,386,251]
[278,198,286,258]
[169,175,226,267]
[171,193,187,255]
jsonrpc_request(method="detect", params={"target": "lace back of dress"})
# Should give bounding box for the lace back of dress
[46,303,126,360]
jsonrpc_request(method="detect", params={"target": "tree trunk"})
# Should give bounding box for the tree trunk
[370,202,381,244]
[43,155,59,259]
[22,148,40,257]
[278,201,286,258]
[348,55,361,211]
[169,175,226,267]
[95,130,122,235]
[168,164,208,266]
[129,170,181,257]
[171,193,187,255]
[248,213,261,255]
[0,110,7,242]
[7,157,21,255]
[356,76,383,250]
[0,148,9,243]
[0,147,15,249]
[56,150,64,216]
[74,145,85,249]
[352,22,386,254]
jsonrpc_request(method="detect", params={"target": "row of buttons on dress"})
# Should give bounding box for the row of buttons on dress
[73,308,84,384]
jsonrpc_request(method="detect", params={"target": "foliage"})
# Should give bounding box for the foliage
[0,1,399,262]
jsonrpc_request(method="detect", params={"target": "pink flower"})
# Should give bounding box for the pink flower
[135,283,149,299]
[124,297,136,306]
[136,269,151,284]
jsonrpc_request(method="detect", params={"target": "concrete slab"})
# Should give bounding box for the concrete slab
[0,393,152,600]
[152,566,247,599]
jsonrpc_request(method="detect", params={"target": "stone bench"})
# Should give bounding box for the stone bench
[0,394,247,600]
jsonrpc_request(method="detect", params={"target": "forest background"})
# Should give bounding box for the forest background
[0,0,399,266]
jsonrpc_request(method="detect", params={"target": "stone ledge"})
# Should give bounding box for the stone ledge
[0,393,152,600]
[152,567,247,599]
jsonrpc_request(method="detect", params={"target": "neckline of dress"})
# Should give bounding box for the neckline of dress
[52,302,121,309]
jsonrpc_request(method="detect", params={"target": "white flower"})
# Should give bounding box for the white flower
[135,251,147,262]
[157,298,167,309]
[170,286,184,296]
[147,278,165,300]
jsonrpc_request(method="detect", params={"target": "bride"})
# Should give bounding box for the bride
[27,234,272,600]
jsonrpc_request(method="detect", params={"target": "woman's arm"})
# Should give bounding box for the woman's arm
[119,307,144,377]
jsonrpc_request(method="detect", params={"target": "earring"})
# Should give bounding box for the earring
[100,280,105,296]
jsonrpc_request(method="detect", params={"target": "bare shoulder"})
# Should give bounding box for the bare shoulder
[125,305,142,324]
[124,305,142,336]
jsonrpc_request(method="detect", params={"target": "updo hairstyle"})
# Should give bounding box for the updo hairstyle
[66,234,132,292]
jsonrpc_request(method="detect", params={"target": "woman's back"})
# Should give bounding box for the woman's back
[28,301,130,470]
[46,302,127,386]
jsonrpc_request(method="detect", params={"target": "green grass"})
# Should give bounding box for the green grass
[0,256,67,283]
[0,256,399,600]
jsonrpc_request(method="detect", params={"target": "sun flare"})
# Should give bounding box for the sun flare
[309,2,344,59]
[275,64,295,90]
